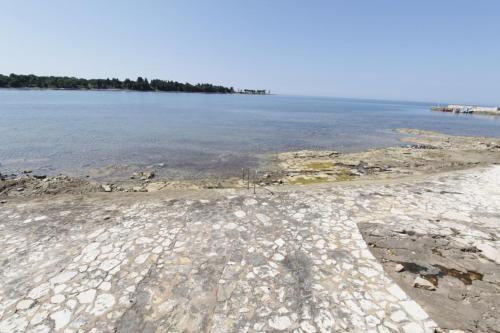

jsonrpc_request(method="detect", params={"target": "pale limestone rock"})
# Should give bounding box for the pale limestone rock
[77,289,96,304]
[387,285,407,300]
[135,236,154,244]
[50,271,77,285]
[99,259,120,271]
[315,239,326,249]
[30,311,48,325]
[152,245,163,254]
[54,284,67,294]
[256,213,270,224]
[359,266,379,278]
[268,315,292,330]
[0,314,28,333]
[300,321,317,333]
[243,198,258,206]
[234,210,246,218]
[394,263,405,272]
[413,277,436,291]
[90,294,115,315]
[217,282,236,302]
[402,322,424,333]
[16,299,34,310]
[158,300,177,313]
[401,300,428,321]
[87,228,104,239]
[223,222,238,230]
[27,324,50,333]
[134,253,149,264]
[50,308,72,330]
[366,315,381,326]
[314,309,334,332]
[98,282,112,291]
[66,299,77,309]
[81,249,100,263]
[390,310,407,322]
[274,238,285,247]
[476,243,500,264]
[50,294,65,304]
[82,242,100,253]
[272,253,285,261]
[253,322,265,330]
[28,283,50,299]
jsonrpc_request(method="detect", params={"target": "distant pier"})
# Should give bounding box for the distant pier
[431,104,500,116]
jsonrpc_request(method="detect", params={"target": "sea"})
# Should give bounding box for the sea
[1,89,499,180]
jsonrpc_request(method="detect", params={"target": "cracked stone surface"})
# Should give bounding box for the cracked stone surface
[0,166,499,332]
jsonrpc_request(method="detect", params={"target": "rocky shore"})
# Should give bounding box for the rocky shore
[1,128,499,333]
[1,129,500,200]
[274,128,500,186]
[1,163,499,332]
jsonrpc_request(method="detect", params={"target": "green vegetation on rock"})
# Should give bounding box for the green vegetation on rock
[335,169,355,181]
[305,161,334,170]
[289,176,329,185]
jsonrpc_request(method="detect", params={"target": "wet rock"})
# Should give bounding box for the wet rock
[102,184,112,192]
[131,171,155,181]
[140,171,155,180]
[408,144,438,150]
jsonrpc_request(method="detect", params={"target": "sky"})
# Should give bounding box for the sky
[1,0,499,104]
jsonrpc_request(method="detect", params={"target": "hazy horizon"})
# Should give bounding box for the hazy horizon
[1,0,499,105]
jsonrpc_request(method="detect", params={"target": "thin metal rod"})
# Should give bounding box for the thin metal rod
[253,170,256,194]
[247,168,250,190]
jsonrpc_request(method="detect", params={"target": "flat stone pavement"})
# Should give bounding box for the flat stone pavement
[1,166,499,333]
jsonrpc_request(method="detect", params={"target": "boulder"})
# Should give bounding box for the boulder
[413,276,436,291]
[101,184,112,192]
[395,263,405,272]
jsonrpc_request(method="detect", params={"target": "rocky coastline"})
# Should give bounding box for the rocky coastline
[1,129,500,332]
[2,128,500,200]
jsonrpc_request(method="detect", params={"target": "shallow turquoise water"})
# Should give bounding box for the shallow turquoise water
[1,89,499,179]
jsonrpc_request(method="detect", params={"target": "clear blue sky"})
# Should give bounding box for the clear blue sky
[1,0,499,104]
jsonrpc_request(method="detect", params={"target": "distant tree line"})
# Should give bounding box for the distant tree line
[0,73,235,93]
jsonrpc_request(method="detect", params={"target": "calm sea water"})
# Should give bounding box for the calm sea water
[1,89,499,180]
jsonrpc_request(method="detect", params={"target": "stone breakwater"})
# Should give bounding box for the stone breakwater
[0,166,499,332]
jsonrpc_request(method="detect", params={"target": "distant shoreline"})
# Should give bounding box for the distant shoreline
[0,73,269,95]
[0,87,272,95]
